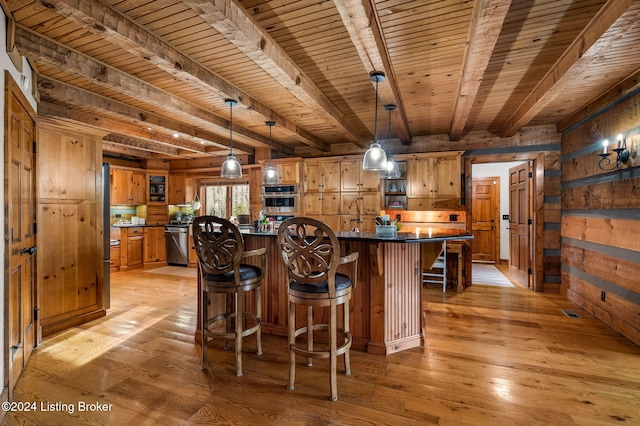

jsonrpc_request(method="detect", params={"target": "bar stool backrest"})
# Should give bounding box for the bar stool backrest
[278,217,340,289]
[192,216,243,277]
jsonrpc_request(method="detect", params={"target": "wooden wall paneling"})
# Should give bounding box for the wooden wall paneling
[561,271,640,347]
[562,175,640,210]
[561,216,640,252]
[562,241,640,295]
[37,123,106,337]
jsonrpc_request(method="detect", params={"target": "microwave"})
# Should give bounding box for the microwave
[263,185,299,214]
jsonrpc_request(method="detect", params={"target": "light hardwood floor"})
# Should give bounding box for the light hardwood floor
[3,267,640,425]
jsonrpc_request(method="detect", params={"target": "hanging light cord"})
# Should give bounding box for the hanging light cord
[374,78,379,144]
[228,101,234,156]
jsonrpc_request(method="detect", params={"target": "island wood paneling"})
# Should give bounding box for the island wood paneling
[560,88,640,347]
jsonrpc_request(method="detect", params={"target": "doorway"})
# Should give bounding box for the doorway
[467,155,542,291]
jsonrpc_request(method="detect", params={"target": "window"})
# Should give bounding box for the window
[203,182,249,219]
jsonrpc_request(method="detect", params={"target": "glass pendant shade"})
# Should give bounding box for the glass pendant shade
[221,98,242,178]
[263,121,280,184]
[363,143,388,171]
[363,70,388,171]
[383,103,400,178]
[384,158,401,179]
[263,165,279,184]
[221,153,242,178]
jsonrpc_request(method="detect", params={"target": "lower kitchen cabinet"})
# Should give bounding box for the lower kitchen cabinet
[120,227,144,270]
[110,245,121,271]
[144,226,167,264]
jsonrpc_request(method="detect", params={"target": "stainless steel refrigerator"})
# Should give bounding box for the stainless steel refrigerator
[102,163,111,309]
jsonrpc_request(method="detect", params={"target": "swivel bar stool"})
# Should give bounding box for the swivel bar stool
[277,217,358,400]
[192,216,266,376]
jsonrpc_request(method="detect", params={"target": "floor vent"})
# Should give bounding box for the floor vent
[561,309,581,318]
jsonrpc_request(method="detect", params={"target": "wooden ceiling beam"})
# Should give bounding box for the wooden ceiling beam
[183,0,371,149]
[36,78,247,156]
[103,134,182,157]
[449,0,512,141]
[44,0,327,152]
[333,0,412,145]
[499,0,636,137]
[102,141,155,159]
[12,24,288,154]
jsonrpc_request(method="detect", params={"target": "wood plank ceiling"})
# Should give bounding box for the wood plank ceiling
[5,0,640,160]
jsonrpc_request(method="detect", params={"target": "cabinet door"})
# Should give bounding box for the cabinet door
[432,157,460,198]
[111,169,132,204]
[304,162,323,192]
[341,159,360,192]
[277,162,299,184]
[144,227,167,263]
[303,193,322,215]
[340,192,360,215]
[321,193,341,215]
[322,162,341,192]
[130,172,146,204]
[407,197,434,210]
[110,246,121,269]
[407,159,432,197]
[147,173,167,204]
[360,192,381,215]
[249,167,263,204]
[127,235,144,267]
[168,174,186,205]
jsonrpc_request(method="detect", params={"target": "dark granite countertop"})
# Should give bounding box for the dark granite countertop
[241,228,472,243]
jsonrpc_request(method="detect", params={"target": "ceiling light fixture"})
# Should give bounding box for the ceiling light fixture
[383,104,400,179]
[220,99,242,178]
[362,71,387,171]
[263,121,280,184]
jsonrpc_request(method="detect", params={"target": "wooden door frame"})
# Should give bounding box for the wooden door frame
[465,153,544,292]
[471,176,500,263]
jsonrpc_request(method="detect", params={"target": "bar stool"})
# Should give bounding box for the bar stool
[277,217,358,401]
[192,216,266,376]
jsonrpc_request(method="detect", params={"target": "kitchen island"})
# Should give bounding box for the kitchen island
[197,228,473,355]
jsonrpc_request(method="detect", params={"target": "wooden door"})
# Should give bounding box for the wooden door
[509,163,531,287]
[322,162,341,192]
[432,156,460,198]
[5,74,38,393]
[341,159,360,192]
[111,169,131,204]
[472,177,498,262]
[407,158,431,197]
[303,162,323,192]
[130,171,146,204]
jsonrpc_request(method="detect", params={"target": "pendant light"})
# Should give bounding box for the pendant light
[263,121,280,184]
[220,98,242,178]
[383,104,401,179]
[362,71,388,171]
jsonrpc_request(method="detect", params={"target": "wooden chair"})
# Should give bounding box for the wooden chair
[277,217,358,401]
[192,216,266,376]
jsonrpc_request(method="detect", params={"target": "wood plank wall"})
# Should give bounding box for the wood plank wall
[560,89,640,346]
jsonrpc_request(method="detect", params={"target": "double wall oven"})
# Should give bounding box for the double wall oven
[262,184,299,215]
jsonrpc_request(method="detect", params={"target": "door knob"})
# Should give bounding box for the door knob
[20,246,36,256]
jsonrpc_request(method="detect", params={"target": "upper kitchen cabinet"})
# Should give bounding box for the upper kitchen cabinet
[406,152,462,210]
[265,159,301,185]
[304,159,341,193]
[168,173,186,205]
[111,168,145,205]
[147,172,168,204]
[341,158,380,192]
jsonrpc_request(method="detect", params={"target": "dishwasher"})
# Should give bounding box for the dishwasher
[166,225,189,266]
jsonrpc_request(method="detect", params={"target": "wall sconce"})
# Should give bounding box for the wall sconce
[598,133,629,170]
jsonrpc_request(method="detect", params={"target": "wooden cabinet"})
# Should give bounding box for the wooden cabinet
[407,153,461,210]
[147,172,168,204]
[304,160,341,192]
[144,226,167,264]
[265,160,300,185]
[120,227,144,270]
[168,173,186,205]
[341,159,380,192]
[111,168,145,205]
[110,245,121,271]
[303,159,342,219]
